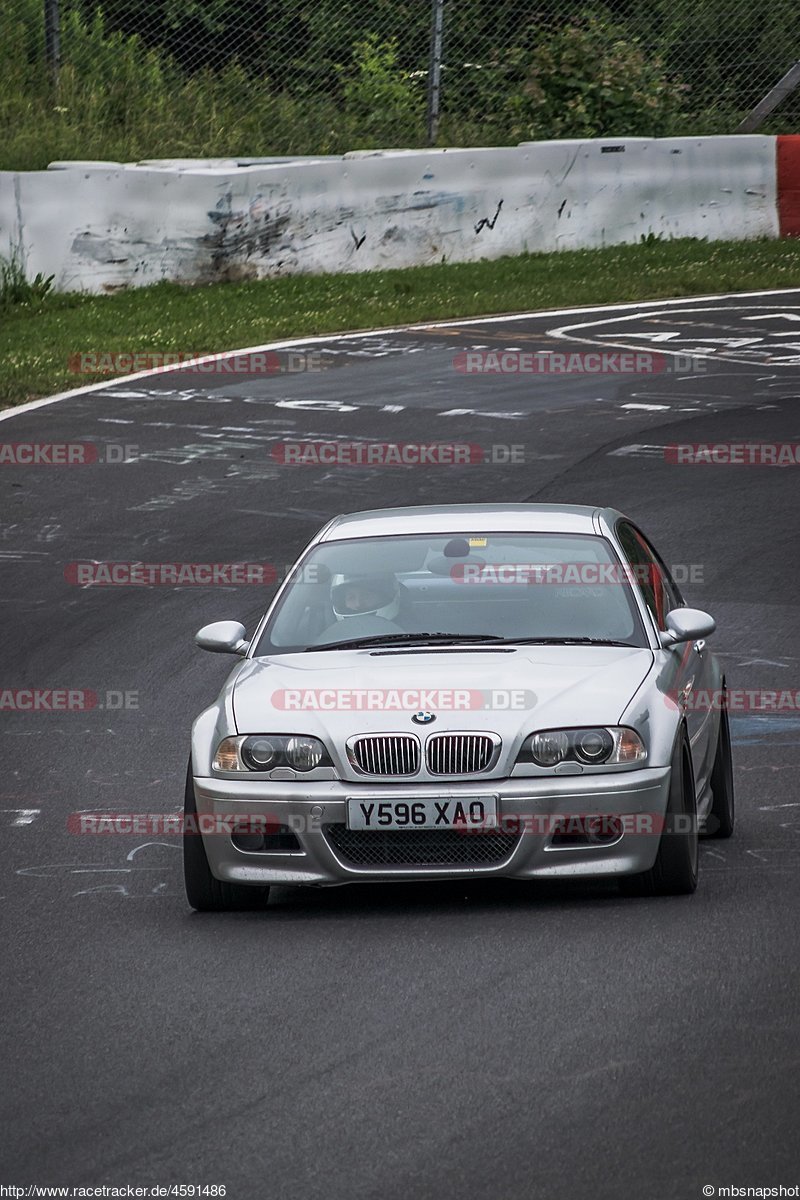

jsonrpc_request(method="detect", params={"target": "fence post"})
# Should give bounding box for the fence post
[735,61,800,132]
[426,0,445,145]
[44,0,61,89]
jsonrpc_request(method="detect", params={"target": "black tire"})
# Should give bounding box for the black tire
[620,730,699,897]
[183,761,271,912]
[701,702,735,839]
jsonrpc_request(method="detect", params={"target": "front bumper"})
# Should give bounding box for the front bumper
[193,768,672,886]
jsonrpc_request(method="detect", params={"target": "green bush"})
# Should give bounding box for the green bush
[484,13,687,141]
[1,0,797,171]
[340,35,425,146]
[0,5,353,168]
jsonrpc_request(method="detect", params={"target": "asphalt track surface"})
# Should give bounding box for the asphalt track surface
[2,292,800,1199]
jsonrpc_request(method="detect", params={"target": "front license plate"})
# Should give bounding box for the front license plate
[346,795,498,831]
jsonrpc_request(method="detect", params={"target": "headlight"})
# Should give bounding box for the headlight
[529,731,570,767]
[242,737,280,770]
[213,734,333,773]
[213,738,242,771]
[518,727,646,767]
[573,728,614,764]
[286,736,325,771]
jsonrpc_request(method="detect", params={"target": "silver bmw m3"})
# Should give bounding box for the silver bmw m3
[184,504,734,910]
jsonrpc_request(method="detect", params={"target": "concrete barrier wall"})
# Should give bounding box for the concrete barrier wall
[0,136,786,294]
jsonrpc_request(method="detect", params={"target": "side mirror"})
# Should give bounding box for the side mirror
[659,608,716,647]
[196,620,249,655]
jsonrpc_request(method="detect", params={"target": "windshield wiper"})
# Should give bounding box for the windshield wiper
[307,632,637,652]
[492,636,637,647]
[307,632,507,652]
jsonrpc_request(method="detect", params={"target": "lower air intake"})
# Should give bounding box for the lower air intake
[324,824,519,868]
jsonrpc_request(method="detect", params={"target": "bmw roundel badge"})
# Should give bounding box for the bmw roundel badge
[412,711,436,725]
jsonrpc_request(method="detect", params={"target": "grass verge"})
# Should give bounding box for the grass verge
[3,237,800,410]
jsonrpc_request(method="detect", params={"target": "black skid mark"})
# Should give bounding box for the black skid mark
[475,200,503,234]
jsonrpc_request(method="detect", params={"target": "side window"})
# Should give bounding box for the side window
[616,523,682,631]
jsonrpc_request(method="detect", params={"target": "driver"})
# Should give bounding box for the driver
[330,573,402,623]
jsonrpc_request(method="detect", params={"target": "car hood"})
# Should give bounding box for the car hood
[231,645,654,737]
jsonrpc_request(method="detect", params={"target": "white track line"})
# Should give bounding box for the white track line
[3,286,800,425]
[548,302,800,367]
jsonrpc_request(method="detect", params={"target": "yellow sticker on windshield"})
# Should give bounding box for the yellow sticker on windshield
[468,537,488,547]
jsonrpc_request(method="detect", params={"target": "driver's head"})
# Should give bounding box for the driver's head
[331,573,401,622]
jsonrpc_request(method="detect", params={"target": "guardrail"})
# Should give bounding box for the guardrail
[1,136,798,293]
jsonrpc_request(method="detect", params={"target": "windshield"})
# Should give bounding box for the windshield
[254,532,649,654]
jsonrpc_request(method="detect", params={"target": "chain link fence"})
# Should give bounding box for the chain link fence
[2,0,799,170]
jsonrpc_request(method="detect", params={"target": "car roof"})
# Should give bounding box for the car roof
[319,504,621,541]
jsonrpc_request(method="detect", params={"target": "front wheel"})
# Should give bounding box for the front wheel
[702,702,735,839]
[620,730,699,897]
[183,761,271,912]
